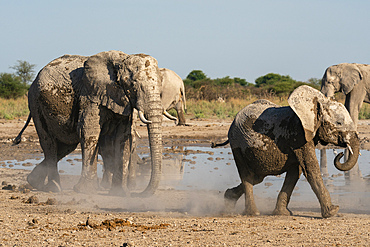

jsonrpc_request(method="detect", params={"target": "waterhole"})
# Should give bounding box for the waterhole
[2,146,370,213]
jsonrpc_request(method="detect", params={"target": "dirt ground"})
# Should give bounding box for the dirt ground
[0,117,370,246]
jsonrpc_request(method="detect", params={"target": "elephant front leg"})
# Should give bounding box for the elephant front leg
[298,143,339,218]
[109,123,132,197]
[74,137,100,194]
[273,165,302,216]
[74,104,101,194]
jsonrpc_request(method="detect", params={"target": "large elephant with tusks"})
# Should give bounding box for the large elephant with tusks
[14,50,174,196]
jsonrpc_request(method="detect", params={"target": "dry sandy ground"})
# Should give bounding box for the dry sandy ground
[0,117,370,246]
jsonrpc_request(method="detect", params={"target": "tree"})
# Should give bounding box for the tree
[186,70,208,81]
[307,78,321,89]
[10,60,36,85]
[255,73,294,87]
[0,73,29,99]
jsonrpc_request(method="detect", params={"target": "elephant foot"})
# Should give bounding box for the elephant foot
[224,198,238,212]
[44,180,62,193]
[100,176,111,190]
[73,178,98,194]
[27,166,48,191]
[272,207,293,216]
[127,179,136,191]
[321,205,339,218]
[242,208,260,216]
[109,186,129,197]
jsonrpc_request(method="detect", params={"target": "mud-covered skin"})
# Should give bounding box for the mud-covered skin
[26,51,164,196]
[223,86,360,218]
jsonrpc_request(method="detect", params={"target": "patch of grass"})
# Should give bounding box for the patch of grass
[359,104,370,120]
[186,96,289,120]
[0,97,29,119]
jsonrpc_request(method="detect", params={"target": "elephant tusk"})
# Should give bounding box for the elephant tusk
[163,110,177,121]
[135,130,141,139]
[347,145,353,155]
[138,111,152,124]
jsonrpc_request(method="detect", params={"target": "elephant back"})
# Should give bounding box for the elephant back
[229,99,278,149]
[29,55,87,122]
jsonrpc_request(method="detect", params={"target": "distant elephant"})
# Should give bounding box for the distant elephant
[160,68,187,125]
[14,50,174,196]
[212,85,359,218]
[321,63,370,178]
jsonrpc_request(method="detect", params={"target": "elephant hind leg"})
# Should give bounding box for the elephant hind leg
[27,160,48,191]
[273,165,302,216]
[231,147,260,216]
[224,183,244,211]
[28,119,61,192]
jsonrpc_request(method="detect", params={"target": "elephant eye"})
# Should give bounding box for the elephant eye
[336,120,343,126]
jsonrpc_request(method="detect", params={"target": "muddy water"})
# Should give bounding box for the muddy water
[2,146,370,214]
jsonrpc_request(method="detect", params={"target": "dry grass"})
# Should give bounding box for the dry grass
[0,97,29,119]
[0,95,369,120]
[185,96,289,120]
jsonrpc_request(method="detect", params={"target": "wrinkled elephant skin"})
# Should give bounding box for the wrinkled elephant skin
[215,85,359,218]
[17,51,164,196]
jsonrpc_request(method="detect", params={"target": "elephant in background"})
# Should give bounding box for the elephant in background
[160,68,187,125]
[14,50,174,196]
[321,63,370,178]
[212,85,359,218]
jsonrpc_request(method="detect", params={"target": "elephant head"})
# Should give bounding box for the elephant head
[288,85,360,171]
[321,63,363,98]
[82,51,164,196]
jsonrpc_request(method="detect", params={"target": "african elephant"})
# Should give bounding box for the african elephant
[100,68,186,189]
[321,63,370,178]
[14,50,174,196]
[212,85,359,218]
[160,68,187,125]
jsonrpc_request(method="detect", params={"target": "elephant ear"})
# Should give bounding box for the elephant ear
[82,51,132,116]
[341,63,363,94]
[288,85,327,141]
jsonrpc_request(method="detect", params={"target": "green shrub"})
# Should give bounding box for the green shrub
[0,73,29,99]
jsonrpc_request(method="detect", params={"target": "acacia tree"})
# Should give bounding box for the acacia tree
[186,70,208,81]
[10,60,36,85]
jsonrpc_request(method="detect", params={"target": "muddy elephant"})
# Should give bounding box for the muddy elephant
[321,63,370,178]
[212,85,360,218]
[100,68,186,189]
[14,50,174,196]
[160,68,187,125]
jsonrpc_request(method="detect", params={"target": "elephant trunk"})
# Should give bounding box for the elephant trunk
[334,133,360,171]
[134,91,163,197]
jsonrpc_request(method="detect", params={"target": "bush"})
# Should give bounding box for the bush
[0,73,29,99]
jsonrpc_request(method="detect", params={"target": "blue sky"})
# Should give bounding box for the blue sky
[1,0,369,83]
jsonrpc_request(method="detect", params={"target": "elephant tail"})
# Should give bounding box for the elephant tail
[12,114,32,145]
[211,139,229,148]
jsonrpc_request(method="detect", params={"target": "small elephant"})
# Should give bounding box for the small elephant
[321,63,370,178]
[213,85,359,218]
[160,68,187,125]
[14,51,175,196]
